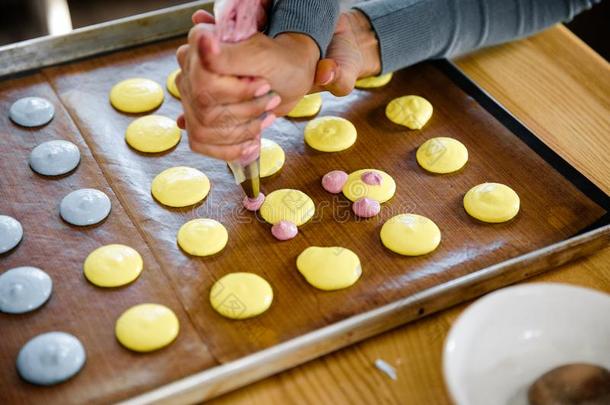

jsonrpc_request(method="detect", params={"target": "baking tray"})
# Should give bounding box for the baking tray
[0,1,608,404]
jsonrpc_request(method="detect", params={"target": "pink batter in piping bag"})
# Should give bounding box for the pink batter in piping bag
[215,0,262,42]
[213,0,266,199]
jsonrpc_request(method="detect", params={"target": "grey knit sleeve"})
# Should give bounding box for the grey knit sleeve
[353,0,601,73]
[267,0,340,57]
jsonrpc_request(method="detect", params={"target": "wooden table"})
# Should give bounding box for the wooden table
[210,25,610,405]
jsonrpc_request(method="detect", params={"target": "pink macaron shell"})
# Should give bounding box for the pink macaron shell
[352,197,381,218]
[361,171,383,186]
[271,220,298,240]
[322,170,348,194]
[242,192,265,211]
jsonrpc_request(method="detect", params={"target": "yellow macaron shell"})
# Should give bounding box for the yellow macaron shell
[110,78,164,113]
[166,69,181,99]
[210,273,273,319]
[115,303,180,352]
[304,116,357,152]
[342,169,396,203]
[84,244,143,287]
[287,93,322,118]
[260,138,286,177]
[463,182,520,223]
[380,214,441,256]
[151,166,210,208]
[355,73,393,88]
[125,115,181,153]
[386,95,433,130]
[177,218,228,257]
[416,137,468,174]
[296,246,362,291]
[259,189,315,226]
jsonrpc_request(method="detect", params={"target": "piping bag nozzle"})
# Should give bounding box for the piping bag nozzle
[228,156,260,199]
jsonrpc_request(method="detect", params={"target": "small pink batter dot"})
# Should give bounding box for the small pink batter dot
[271,220,298,240]
[322,170,348,194]
[243,192,265,211]
[352,198,381,218]
[361,171,383,185]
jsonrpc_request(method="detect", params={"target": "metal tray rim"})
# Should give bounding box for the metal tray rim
[1,3,607,403]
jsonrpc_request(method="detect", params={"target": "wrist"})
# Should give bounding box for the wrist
[346,9,381,78]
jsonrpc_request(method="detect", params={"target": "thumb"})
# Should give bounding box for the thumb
[314,59,337,87]
[312,14,361,96]
[313,58,358,97]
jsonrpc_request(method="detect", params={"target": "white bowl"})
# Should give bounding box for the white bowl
[443,283,610,405]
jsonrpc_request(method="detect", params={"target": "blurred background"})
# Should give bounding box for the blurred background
[0,0,608,61]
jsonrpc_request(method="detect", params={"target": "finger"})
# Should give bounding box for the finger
[192,74,271,106]
[187,24,202,45]
[192,9,215,24]
[189,137,260,162]
[176,44,189,68]
[230,92,281,120]
[238,139,262,165]
[205,92,280,124]
[273,101,299,117]
[175,54,196,101]
[196,26,220,56]
[189,114,273,146]
[188,140,243,161]
[175,70,182,88]
[188,23,218,58]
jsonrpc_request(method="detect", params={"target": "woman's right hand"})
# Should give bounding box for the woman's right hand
[175,24,278,162]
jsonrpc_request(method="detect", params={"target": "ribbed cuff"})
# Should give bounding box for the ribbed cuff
[353,0,450,74]
[267,0,340,57]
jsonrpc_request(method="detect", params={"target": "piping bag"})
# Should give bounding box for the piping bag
[214,0,265,199]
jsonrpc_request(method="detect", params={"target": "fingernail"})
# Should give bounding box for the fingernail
[320,69,336,85]
[254,84,271,97]
[260,113,276,130]
[265,95,281,111]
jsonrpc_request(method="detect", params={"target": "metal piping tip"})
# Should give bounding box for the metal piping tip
[228,159,260,199]
[240,161,260,199]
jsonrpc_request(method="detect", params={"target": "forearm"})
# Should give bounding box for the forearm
[267,0,340,57]
[353,0,600,73]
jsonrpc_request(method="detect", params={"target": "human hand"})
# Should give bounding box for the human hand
[176,5,318,161]
[175,24,280,161]
[176,4,271,130]
[196,31,320,117]
[313,10,381,96]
